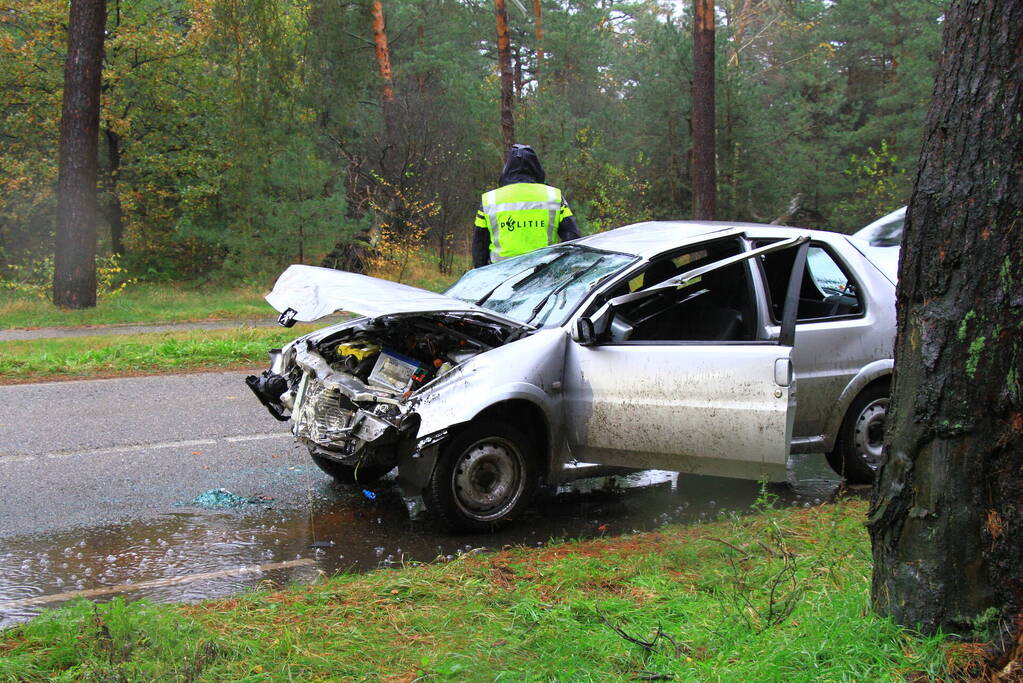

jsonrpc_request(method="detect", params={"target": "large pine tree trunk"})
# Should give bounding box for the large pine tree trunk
[54,0,106,309]
[691,0,716,220]
[494,0,515,150]
[868,0,1023,652]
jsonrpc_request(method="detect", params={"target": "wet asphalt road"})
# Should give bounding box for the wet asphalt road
[0,372,305,536]
[0,370,848,627]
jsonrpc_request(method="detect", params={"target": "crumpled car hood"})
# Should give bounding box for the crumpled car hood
[266,264,528,326]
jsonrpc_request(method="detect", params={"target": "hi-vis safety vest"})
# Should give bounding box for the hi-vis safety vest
[475,183,571,262]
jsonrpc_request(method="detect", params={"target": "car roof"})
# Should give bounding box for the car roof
[576,220,843,259]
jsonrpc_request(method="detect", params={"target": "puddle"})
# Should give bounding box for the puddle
[0,453,853,628]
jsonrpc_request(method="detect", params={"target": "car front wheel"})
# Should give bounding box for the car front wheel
[425,420,537,533]
[826,384,889,484]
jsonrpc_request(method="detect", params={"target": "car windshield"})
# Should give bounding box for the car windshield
[446,245,636,327]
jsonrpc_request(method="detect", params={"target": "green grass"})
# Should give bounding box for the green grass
[0,501,960,681]
[0,326,319,382]
[0,283,272,329]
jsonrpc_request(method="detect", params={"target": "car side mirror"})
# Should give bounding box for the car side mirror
[571,303,613,346]
[572,318,596,345]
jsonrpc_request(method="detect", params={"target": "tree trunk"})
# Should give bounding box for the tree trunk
[513,45,523,100]
[54,0,106,309]
[103,127,124,256]
[371,0,396,143]
[727,0,755,66]
[494,0,515,150]
[691,0,716,220]
[868,0,1023,652]
[532,0,543,82]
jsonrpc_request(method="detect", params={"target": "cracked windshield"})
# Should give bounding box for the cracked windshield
[445,246,635,326]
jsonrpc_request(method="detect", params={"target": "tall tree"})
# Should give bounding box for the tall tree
[371,0,397,145]
[495,0,515,150]
[532,0,543,82]
[691,0,716,219]
[868,0,1023,654]
[53,0,106,308]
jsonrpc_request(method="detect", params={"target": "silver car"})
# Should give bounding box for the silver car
[247,221,896,531]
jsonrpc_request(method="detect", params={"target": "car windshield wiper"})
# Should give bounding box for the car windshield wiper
[525,256,608,325]
[474,252,570,307]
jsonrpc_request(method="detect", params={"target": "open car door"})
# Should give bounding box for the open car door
[563,236,810,482]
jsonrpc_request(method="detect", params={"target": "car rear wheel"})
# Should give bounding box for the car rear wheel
[424,420,537,533]
[309,452,392,485]
[826,384,889,484]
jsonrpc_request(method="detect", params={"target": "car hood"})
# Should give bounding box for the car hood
[265,264,530,327]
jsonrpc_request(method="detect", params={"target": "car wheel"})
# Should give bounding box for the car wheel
[826,384,889,484]
[424,420,537,533]
[309,453,392,485]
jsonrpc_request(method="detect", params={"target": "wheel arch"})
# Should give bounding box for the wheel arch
[471,399,552,483]
[821,361,892,452]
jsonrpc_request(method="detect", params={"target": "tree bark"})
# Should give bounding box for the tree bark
[494,0,515,151]
[54,0,106,309]
[371,0,396,143]
[691,0,716,220]
[868,0,1023,650]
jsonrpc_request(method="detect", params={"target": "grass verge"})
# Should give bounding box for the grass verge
[0,283,271,330]
[0,326,319,383]
[0,501,960,681]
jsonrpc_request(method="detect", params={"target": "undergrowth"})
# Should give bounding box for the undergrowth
[0,501,955,681]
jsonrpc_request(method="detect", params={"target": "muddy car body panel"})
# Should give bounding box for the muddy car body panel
[248,220,898,528]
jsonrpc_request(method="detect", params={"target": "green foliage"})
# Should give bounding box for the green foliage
[835,140,910,230]
[0,0,946,282]
[0,325,318,381]
[0,255,135,302]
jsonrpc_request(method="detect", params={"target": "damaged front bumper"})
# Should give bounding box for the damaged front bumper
[246,343,423,474]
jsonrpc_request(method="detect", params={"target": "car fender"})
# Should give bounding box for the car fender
[411,328,567,445]
[820,359,893,451]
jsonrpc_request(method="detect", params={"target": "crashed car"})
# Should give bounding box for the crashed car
[247,221,896,531]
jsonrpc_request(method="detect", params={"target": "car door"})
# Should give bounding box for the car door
[753,239,885,445]
[562,237,809,482]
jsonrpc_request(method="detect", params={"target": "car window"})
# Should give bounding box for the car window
[758,243,863,321]
[601,238,757,342]
[445,245,635,327]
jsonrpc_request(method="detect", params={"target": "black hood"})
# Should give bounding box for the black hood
[498,144,546,185]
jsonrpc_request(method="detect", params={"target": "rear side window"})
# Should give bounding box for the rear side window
[758,243,863,322]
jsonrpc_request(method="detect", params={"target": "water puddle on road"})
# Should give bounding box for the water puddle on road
[0,454,853,628]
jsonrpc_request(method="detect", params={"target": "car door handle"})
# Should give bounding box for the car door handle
[774,358,793,387]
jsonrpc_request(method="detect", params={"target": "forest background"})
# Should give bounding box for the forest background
[0,0,945,290]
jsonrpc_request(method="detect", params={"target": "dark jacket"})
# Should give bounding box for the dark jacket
[472,145,580,268]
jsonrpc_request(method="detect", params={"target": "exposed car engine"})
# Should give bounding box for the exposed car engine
[246,313,523,478]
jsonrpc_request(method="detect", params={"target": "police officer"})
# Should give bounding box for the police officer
[472,144,581,268]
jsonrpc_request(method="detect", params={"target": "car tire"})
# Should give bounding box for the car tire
[826,384,890,484]
[424,420,537,533]
[309,453,392,485]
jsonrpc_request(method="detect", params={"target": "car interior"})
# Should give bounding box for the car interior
[597,238,758,343]
[756,242,863,321]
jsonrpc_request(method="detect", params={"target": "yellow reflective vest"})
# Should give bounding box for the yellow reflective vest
[474,183,573,262]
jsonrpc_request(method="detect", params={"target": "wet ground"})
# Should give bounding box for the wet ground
[0,453,853,629]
